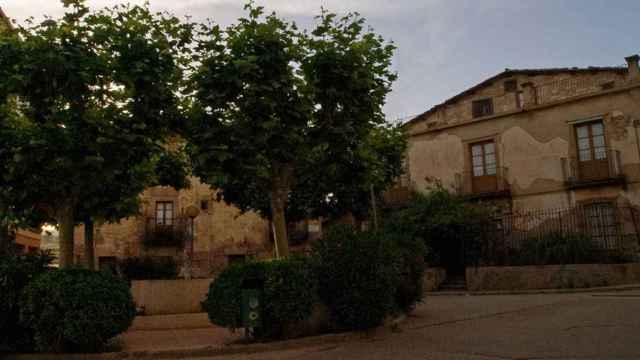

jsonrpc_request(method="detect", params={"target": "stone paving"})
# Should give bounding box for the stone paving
[187,290,640,360]
[118,312,242,352]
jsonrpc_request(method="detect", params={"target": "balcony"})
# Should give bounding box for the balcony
[562,148,625,189]
[143,217,189,248]
[455,167,511,199]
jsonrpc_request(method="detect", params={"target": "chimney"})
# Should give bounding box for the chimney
[625,54,640,81]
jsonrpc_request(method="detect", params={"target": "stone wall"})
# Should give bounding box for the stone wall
[423,267,447,291]
[74,176,273,276]
[405,64,640,213]
[466,263,640,291]
[131,278,212,315]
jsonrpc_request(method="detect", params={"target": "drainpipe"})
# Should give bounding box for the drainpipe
[634,120,640,167]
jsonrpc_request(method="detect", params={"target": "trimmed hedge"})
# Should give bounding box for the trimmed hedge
[19,269,136,353]
[0,251,53,351]
[202,258,317,339]
[313,225,400,330]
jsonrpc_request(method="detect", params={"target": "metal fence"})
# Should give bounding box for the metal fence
[465,205,640,266]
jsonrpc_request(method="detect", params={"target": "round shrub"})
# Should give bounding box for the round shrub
[19,268,136,353]
[313,225,400,330]
[0,251,53,351]
[202,258,317,339]
[386,230,427,312]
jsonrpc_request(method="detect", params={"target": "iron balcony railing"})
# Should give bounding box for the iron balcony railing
[561,148,624,187]
[143,217,189,248]
[455,167,510,198]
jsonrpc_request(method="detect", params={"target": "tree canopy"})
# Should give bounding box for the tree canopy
[0,0,193,266]
[187,4,402,257]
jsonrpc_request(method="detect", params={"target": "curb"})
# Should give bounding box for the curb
[426,283,640,296]
[4,317,401,360]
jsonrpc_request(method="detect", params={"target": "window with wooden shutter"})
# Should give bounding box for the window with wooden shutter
[504,79,517,93]
[472,98,494,118]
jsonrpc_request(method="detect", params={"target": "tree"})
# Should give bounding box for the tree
[187,5,397,258]
[0,1,193,267]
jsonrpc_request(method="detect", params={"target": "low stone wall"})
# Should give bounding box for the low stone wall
[423,267,447,291]
[131,278,212,315]
[466,263,640,291]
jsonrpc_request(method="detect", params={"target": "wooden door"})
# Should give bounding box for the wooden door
[471,141,498,193]
[575,122,608,181]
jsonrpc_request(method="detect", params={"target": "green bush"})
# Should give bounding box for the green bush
[118,256,178,280]
[384,188,493,267]
[19,269,136,353]
[0,251,53,352]
[202,258,317,339]
[512,232,600,266]
[313,225,400,330]
[385,230,427,312]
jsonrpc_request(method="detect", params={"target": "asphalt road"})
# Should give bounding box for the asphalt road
[191,290,640,360]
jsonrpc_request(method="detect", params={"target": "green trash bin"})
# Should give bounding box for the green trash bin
[241,278,263,330]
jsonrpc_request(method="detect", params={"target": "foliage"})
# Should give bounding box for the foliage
[187,4,399,257]
[202,258,317,339]
[385,188,494,266]
[381,228,427,312]
[312,225,400,330]
[117,256,178,281]
[512,232,598,265]
[0,251,53,351]
[19,268,136,353]
[0,0,193,266]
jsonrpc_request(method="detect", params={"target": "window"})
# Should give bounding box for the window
[576,121,606,162]
[471,141,497,177]
[504,79,517,93]
[156,201,174,226]
[472,98,494,118]
[584,202,618,249]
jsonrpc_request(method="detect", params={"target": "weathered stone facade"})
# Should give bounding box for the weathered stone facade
[404,55,640,216]
[74,177,273,277]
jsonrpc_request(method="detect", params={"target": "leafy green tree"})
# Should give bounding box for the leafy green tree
[0,1,193,267]
[187,5,398,257]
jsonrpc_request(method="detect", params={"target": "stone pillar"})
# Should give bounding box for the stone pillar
[625,54,640,81]
[521,82,537,108]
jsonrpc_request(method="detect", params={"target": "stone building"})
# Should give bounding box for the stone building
[398,55,640,273]
[74,177,275,277]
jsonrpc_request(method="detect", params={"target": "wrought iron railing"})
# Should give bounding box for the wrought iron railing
[466,205,640,266]
[561,148,624,186]
[455,167,510,197]
[142,217,189,248]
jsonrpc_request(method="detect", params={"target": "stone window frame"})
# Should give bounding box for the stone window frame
[471,98,494,118]
[462,133,502,182]
[155,200,174,226]
[566,114,611,162]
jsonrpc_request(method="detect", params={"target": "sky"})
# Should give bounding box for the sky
[2,0,639,123]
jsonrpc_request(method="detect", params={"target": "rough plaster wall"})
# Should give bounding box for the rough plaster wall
[411,71,627,131]
[76,176,271,266]
[501,126,569,190]
[409,133,464,192]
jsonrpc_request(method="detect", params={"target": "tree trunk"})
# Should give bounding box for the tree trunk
[0,219,12,255]
[270,189,290,259]
[57,202,75,268]
[84,218,95,270]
